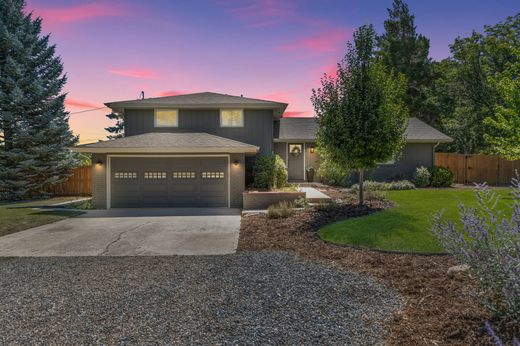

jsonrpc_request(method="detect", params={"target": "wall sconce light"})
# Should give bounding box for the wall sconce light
[233,160,240,166]
[310,146,315,154]
[96,159,103,166]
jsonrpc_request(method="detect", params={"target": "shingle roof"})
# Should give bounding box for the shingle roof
[274,117,452,143]
[72,132,259,154]
[405,117,453,143]
[274,117,319,140]
[105,92,288,117]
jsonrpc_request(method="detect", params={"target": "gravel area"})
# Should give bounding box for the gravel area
[0,252,402,345]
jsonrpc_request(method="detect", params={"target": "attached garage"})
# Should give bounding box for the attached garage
[72,132,259,209]
[110,156,228,208]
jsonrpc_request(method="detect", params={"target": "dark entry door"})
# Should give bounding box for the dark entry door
[110,157,228,208]
[287,143,304,181]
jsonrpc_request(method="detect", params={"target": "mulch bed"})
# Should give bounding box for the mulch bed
[238,188,492,345]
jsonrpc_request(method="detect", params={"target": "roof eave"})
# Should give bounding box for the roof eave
[70,146,259,154]
[406,138,453,143]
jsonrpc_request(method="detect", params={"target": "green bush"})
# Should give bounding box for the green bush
[252,154,288,189]
[317,155,349,186]
[267,200,294,219]
[429,166,454,187]
[351,180,415,191]
[364,190,387,201]
[413,166,431,187]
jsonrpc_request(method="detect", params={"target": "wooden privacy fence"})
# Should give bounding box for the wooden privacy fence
[47,165,92,196]
[435,153,520,185]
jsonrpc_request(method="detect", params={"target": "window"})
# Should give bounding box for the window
[202,171,225,179]
[154,109,178,127]
[144,172,167,179]
[114,172,137,179]
[220,109,243,127]
[173,171,196,179]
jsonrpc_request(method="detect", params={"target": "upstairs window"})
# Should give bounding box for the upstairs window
[220,109,244,127]
[154,109,178,127]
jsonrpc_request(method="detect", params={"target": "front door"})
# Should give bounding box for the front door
[287,143,304,181]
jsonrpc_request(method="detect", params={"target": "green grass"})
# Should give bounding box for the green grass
[319,188,512,254]
[0,197,84,237]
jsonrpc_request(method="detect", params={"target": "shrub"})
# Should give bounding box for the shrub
[313,202,339,212]
[364,190,387,201]
[432,181,520,329]
[317,155,349,186]
[413,166,431,187]
[351,180,415,191]
[267,200,294,219]
[293,197,309,209]
[252,154,288,189]
[429,166,454,187]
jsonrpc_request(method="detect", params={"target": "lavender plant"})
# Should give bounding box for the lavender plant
[431,177,520,330]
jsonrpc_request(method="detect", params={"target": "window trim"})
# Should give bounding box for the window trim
[219,109,244,128]
[154,109,178,128]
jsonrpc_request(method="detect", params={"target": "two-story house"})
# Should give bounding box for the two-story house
[73,92,452,209]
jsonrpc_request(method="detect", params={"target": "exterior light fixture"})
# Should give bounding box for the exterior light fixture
[233,160,240,166]
[96,159,103,166]
[310,146,315,154]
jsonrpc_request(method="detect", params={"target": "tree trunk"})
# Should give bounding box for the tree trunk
[358,169,364,205]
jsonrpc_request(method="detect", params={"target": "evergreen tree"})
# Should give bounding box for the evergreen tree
[312,25,408,205]
[0,0,78,199]
[377,0,433,124]
[105,111,124,139]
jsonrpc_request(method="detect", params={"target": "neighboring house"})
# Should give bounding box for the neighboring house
[72,92,452,209]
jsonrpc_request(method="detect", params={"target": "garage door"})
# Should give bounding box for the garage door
[110,157,228,208]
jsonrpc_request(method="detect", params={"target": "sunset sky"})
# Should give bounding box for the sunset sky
[25,0,519,143]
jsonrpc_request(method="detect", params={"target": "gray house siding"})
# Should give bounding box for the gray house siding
[273,142,286,161]
[91,153,107,209]
[367,143,434,181]
[274,142,434,183]
[124,109,273,155]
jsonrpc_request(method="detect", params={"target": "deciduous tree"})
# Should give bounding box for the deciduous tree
[312,25,408,205]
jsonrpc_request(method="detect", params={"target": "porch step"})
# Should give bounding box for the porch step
[299,187,331,203]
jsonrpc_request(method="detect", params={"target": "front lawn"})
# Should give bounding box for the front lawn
[0,198,84,237]
[319,188,512,253]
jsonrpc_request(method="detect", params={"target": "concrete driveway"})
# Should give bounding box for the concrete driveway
[0,208,241,257]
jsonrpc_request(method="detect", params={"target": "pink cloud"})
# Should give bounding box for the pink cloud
[258,92,291,103]
[109,68,161,79]
[26,3,127,24]
[65,98,99,109]
[158,90,185,97]
[218,0,294,27]
[277,28,351,54]
[283,111,313,117]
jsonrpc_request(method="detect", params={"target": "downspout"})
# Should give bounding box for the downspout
[433,142,440,166]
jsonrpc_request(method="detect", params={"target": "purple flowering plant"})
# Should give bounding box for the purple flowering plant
[432,175,520,331]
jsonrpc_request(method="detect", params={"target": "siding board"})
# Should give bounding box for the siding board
[125,108,273,155]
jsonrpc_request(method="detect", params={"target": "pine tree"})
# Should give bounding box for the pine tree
[105,111,124,139]
[0,0,78,199]
[377,0,433,124]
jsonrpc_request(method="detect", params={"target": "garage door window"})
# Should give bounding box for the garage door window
[202,171,225,179]
[173,171,196,179]
[114,172,137,179]
[144,172,167,179]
